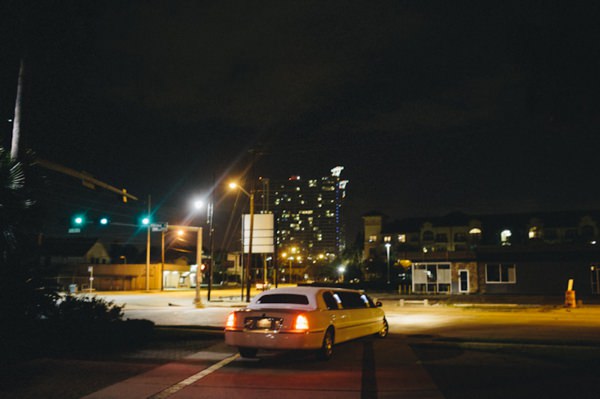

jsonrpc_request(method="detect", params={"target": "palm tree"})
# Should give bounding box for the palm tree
[0,147,53,336]
[0,146,39,267]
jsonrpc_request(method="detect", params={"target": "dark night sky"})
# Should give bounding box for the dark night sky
[2,1,600,244]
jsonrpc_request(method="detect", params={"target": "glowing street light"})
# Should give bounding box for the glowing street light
[338,265,346,283]
[229,181,254,302]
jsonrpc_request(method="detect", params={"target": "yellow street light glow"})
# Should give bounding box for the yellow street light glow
[228,182,238,189]
[177,229,184,236]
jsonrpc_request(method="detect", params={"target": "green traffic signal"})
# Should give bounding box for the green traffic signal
[72,215,86,226]
[99,217,110,225]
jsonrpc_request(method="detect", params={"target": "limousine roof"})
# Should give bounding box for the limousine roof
[248,286,365,311]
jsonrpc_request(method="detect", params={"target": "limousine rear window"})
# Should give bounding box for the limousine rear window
[256,294,309,305]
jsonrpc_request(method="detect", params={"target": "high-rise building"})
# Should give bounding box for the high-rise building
[260,166,348,264]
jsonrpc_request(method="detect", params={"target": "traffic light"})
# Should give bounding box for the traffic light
[99,217,110,226]
[72,214,86,226]
[140,215,151,226]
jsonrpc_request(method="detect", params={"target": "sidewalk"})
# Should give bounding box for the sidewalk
[86,289,600,331]
[85,289,250,328]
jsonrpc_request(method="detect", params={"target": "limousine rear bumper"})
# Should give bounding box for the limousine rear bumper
[225,329,324,350]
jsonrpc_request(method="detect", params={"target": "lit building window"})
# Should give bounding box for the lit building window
[384,236,391,242]
[369,235,377,243]
[528,227,541,239]
[501,229,512,246]
[398,234,406,243]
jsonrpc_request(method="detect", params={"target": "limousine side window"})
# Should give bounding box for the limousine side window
[336,291,369,309]
[323,291,341,310]
[364,295,376,307]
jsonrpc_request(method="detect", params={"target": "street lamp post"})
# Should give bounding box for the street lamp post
[191,199,215,301]
[167,225,203,307]
[385,242,391,284]
[145,195,151,291]
[229,182,254,302]
[195,228,203,306]
[161,230,165,291]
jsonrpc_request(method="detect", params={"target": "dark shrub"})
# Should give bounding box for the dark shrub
[42,296,154,355]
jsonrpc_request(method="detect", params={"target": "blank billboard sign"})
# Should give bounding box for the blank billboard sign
[242,213,274,254]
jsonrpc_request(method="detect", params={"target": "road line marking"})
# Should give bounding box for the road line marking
[148,353,240,399]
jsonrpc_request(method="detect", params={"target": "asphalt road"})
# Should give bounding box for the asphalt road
[4,290,600,398]
[82,334,444,399]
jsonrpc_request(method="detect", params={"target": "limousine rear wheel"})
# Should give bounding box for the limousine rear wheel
[377,318,389,338]
[239,347,258,358]
[317,327,334,361]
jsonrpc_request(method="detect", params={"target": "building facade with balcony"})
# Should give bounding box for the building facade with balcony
[363,211,600,296]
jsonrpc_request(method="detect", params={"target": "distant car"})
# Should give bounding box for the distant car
[224,286,388,360]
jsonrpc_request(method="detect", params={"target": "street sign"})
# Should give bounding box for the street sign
[151,222,168,232]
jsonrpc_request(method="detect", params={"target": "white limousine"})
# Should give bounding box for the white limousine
[224,286,388,360]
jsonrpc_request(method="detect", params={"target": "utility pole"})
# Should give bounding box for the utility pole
[10,60,24,160]
[207,179,215,301]
[245,190,254,302]
[146,196,151,291]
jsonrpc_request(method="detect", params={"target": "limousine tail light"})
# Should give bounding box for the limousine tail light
[225,312,236,329]
[294,314,309,331]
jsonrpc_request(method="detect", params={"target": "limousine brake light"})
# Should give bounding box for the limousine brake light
[225,312,236,329]
[294,314,309,331]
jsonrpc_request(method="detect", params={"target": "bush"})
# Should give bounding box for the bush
[54,295,124,324]
[42,295,154,355]
[1,295,155,363]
